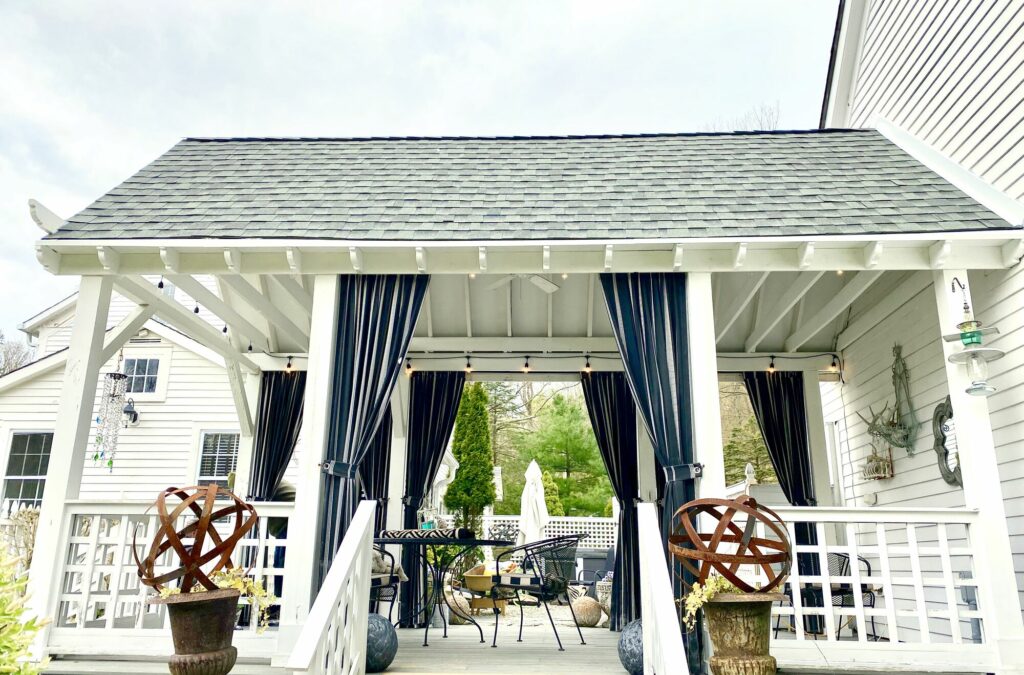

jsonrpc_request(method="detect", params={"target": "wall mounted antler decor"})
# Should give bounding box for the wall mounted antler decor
[857,344,919,454]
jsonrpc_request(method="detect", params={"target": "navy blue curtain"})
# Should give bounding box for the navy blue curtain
[315,274,429,590]
[248,370,306,501]
[359,407,393,535]
[600,272,700,672]
[581,371,640,632]
[398,371,465,628]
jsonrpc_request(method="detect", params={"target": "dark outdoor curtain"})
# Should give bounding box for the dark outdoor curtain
[314,274,429,591]
[581,371,640,632]
[247,370,307,501]
[398,371,466,628]
[600,272,701,672]
[359,407,393,534]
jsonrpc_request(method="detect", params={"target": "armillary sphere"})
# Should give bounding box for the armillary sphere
[667,495,792,593]
[133,485,257,593]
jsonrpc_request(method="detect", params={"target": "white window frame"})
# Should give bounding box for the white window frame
[1,428,54,511]
[193,429,241,491]
[119,345,172,402]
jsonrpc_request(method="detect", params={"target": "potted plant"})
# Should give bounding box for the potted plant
[669,496,792,675]
[133,485,263,675]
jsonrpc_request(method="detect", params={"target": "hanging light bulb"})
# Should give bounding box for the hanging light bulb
[829,355,839,372]
[405,360,413,376]
[767,356,776,374]
[157,276,164,290]
[247,341,253,353]
[193,303,200,314]
[583,355,592,373]
[222,325,228,334]
[523,356,531,373]
[465,356,472,374]
[469,272,476,279]
[561,272,568,280]
[286,356,293,371]
[836,270,844,276]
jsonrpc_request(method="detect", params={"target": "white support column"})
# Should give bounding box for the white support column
[687,273,726,499]
[277,275,339,650]
[232,371,261,498]
[802,374,834,508]
[28,276,113,655]
[933,270,1024,673]
[385,374,410,531]
[636,408,658,503]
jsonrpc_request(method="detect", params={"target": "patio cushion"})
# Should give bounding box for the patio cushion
[493,573,543,587]
[378,528,474,540]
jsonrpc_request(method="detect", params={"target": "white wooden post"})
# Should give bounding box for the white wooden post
[803,374,834,508]
[687,273,727,499]
[933,269,1024,673]
[233,371,261,497]
[27,276,113,655]
[277,275,340,651]
[636,407,658,503]
[385,373,410,532]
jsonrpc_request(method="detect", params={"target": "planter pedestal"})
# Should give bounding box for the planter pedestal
[705,593,783,675]
[150,588,240,675]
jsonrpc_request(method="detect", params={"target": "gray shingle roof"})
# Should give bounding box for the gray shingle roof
[48,130,1013,241]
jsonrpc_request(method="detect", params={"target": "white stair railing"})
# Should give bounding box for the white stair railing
[286,500,376,675]
[637,502,685,675]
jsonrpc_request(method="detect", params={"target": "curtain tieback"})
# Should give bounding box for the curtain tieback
[321,461,359,479]
[662,463,703,482]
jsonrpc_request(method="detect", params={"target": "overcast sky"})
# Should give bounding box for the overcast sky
[0,0,838,341]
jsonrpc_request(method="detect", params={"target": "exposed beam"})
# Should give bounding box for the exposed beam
[863,241,884,268]
[159,247,181,273]
[604,244,614,272]
[168,275,271,353]
[929,240,952,268]
[98,305,157,363]
[797,242,814,270]
[715,271,770,342]
[35,244,60,273]
[837,271,930,351]
[96,246,120,273]
[478,246,488,273]
[348,246,363,272]
[224,250,242,273]
[409,336,618,352]
[586,274,595,338]
[505,282,513,337]
[542,245,551,272]
[673,243,685,271]
[226,361,253,437]
[269,274,313,314]
[415,247,427,273]
[463,277,473,338]
[220,275,309,349]
[547,290,553,339]
[744,271,825,352]
[257,275,280,353]
[116,276,258,372]
[784,270,884,351]
[286,247,303,274]
[732,243,748,269]
[1002,239,1024,267]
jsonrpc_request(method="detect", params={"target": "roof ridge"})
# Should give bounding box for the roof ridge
[182,128,876,143]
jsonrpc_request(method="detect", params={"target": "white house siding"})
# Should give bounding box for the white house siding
[0,335,239,501]
[821,268,1024,629]
[839,0,1024,199]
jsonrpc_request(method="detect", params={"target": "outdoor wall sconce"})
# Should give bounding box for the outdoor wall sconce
[942,278,1004,397]
[122,398,140,427]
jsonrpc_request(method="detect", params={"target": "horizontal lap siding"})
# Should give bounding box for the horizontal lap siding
[849,0,1024,199]
[0,337,236,500]
[823,269,1024,625]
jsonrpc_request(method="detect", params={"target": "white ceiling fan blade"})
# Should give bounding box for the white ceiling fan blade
[484,275,516,291]
[528,275,560,294]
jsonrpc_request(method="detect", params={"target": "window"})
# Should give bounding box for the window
[124,358,160,394]
[198,432,239,489]
[3,432,53,507]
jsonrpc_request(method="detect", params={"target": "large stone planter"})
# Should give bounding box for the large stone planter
[704,593,783,675]
[150,588,240,675]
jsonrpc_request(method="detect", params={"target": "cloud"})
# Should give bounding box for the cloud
[0,0,838,338]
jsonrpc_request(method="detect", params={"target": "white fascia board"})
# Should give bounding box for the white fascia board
[18,292,78,336]
[875,117,1024,227]
[822,0,869,128]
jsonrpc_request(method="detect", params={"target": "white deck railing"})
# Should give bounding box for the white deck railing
[286,500,376,675]
[637,502,686,675]
[47,499,292,658]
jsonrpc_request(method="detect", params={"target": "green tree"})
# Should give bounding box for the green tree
[722,415,778,485]
[521,394,612,516]
[541,471,565,516]
[445,383,497,527]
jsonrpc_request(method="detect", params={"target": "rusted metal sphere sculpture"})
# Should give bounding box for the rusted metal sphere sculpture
[668,495,791,593]
[134,485,258,593]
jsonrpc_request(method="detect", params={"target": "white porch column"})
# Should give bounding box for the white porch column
[687,273,726,499]
[385,373,410,531]
[933,269,1024,673]
[802,374,834,508]
[636,408,658,502]
[28,276,113,653]
[278,275,339,638]
[232,372,261,497]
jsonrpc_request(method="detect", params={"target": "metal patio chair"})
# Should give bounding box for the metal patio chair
[489,534,588,651]
[369,544,401,622]
[773,551,877,640]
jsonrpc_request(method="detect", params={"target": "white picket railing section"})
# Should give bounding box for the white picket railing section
[637,502,685,675]
[47,499,292,658]
[479,514,617,549]
[286,500,376,675]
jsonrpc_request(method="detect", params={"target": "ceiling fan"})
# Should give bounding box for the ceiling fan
[483,274,561,294]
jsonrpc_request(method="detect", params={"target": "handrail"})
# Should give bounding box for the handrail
[637,502,685,675]
[286,500,376,674]
[770,505,978,524]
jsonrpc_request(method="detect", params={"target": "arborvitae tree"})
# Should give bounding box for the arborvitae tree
[722,415,778,485]
[541,470,565,516]
[445,383,497,529]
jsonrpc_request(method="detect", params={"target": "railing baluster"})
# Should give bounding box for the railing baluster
[816,521,836,640]
[937,523,962,644]
[787,520,805,640]
[78,514,101,629]
[906,523,930,643]
[845,522,867,642]
[876,523,899,644]
[105,513,128,629]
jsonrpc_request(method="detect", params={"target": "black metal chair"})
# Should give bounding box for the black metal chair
[773,552,877,640]
[575,545,616,600]
[489,534,588,651]
[369,545,401,622]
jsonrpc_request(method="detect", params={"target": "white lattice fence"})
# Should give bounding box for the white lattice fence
[480,515,617,549]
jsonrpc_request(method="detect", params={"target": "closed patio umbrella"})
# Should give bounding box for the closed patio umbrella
[517,460,550,546]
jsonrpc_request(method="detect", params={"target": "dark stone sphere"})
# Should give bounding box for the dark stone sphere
[365,613,398,672]
[617,619,643,675]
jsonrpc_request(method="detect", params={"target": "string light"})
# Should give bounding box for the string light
[405,360,413,376]
[583,355,592,373]
[561,273,568,280]
[247,341,253,353]
[522,356,531,373]
[157,276,164,290]
[222,325,228,334]
[836,270,845,277]
[469,272,476,279]
[193,303,200,314]
[286,356,293,371]
[465,356,472,373]
[829,355,839,372]
[767,355,776,374]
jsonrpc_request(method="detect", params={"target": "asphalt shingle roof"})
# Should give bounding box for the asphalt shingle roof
[48,129,1013,241]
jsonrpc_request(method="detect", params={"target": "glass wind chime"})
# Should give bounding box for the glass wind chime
[94,353,129,472]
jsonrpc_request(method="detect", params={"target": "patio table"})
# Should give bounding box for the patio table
[375,537,513,647]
